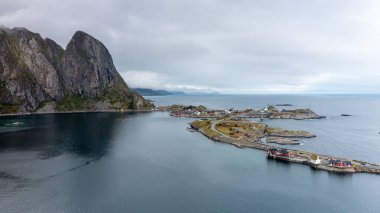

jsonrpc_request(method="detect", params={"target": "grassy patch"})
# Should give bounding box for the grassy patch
[191,120,211,129]
[191,120,220,137]
[203,127,220,137]
[0,103,18,114]
[56,94,87,111]
[216,124,236,136]
[215,121,251,138]
[97,81,134,109]
[0,80,19,114]
[99,81,153,110]
[214,120,268,140]
[34,101,49,112]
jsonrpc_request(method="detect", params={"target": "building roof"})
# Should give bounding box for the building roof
[329,159,339,164]
[268,148,278,153]
[311,154,319,160]
[329,159,352,165]
[344,161,352,165]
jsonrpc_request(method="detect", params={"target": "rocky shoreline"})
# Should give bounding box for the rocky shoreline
[266,137,301,145]
[189,118,380,175]
[0,109,156,117]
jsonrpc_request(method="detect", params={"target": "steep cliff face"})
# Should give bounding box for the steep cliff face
[0,27,52,112]
[13,28,65,99]
[0,27,152,114]
[61,31,122,97]
[58,30,150,111]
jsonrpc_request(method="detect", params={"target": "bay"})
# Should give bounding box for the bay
[0,94,379,212]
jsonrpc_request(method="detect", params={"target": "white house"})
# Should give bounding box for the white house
[310,154,321,165]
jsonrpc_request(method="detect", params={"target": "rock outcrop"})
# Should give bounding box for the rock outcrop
[0,27,153,113]
[266,137,301,145]
[265,126,316,138]
[267,106,321,120]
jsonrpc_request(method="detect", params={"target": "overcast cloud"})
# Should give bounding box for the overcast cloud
[1,0,380,93]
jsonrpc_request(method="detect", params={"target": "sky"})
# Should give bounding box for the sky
[1,0,380,94]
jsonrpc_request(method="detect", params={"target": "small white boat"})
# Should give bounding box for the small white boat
[187,128,195,132]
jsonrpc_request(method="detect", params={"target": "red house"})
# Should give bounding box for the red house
[267,148,294,157]
[328,159,352,168]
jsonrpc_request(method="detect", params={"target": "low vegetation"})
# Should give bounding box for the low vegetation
[0,103,18,114]
[98,81,152,110]
[215,120,267,139]
[55,94,87,111]
[191,119,220,137]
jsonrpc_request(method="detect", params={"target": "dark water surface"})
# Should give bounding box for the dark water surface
[1,95,380,212]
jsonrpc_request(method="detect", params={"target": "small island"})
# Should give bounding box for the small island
[159,104,325,120]
[274,104,293,106]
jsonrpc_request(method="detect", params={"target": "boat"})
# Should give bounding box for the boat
[187,127,195,132]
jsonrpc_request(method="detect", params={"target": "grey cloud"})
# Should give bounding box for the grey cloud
[1,0,380,93]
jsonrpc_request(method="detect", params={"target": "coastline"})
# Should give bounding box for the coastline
[189,118,380,175]
[3,106,380,175]
[0,109,156,117]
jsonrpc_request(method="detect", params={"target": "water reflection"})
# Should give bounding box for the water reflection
[0,111,379,213]
[0,112,128,159]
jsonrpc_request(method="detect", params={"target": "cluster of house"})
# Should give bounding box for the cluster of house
[267,148,294,158]
[169,106,273,118]
[328,158,353,168]
[170,109,227,117]
[170,107,257,118]
[267,148,353,168]
[309,155,353,168]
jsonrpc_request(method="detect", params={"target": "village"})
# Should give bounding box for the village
[162,104,380,175]
[266,148,357,173]
[158,104,325,120]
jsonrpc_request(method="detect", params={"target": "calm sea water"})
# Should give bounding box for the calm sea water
[0,95,380,213]
[150,94,380,162]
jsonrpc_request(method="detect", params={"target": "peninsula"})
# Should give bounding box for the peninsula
[189,117,380,174]
[162,104,380,175]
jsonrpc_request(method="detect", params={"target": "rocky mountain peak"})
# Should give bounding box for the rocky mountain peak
[61,30,122,97]
[0,27,153,114]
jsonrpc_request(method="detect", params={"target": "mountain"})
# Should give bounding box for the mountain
[185,91,220,95]
[133,88,185,96]
[0,27,153,114]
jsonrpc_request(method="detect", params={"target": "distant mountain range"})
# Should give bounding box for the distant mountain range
[133,88,185,96]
